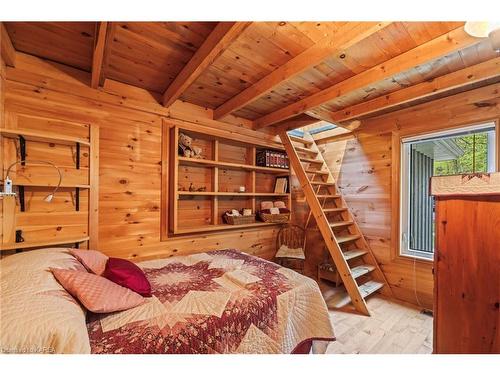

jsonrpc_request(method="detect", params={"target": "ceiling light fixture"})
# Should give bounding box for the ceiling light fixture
[464,21,500,52]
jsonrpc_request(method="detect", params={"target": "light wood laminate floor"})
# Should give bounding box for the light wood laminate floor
[326,295,433,354]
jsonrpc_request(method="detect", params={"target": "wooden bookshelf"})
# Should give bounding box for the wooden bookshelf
[178,191,289,197]
[1,114,98,252]
[178,156,289,174]
[170,125,291,235]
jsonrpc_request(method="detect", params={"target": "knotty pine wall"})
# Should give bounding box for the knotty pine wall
[307,83,500,309]
[3,51,499,309]
[1,52,284,262]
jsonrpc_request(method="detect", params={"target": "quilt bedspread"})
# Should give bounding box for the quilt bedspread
[87,250,335,354]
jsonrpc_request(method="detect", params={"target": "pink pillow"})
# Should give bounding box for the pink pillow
[51,268,145,313]
[102,258,152,297]
[70,249,108,275]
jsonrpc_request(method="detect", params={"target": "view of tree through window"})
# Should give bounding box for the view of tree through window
[401,124,496,259]
[434,133,489,176]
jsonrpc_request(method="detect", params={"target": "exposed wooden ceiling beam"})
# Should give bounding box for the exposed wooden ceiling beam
[162,22,251,108]
[304,107,342,126]
[320,56,500,124]
[271,114,322,133]
[213,22,390,120]
[254,26,481,129]
[91,22,108,89]
[1,23,16,67]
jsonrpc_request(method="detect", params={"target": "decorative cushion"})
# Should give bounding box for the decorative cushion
[102,257,152,297]
[51,268,145,313]
[70,249,108,275]
[275,245,306,260]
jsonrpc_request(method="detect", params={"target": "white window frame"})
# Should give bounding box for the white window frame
[400,122,497,260]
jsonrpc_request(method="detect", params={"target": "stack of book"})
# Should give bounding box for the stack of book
[256,149,289,169]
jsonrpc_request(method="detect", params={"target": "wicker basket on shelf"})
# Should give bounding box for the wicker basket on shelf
[258,211,290,223]
[223,213,256,225]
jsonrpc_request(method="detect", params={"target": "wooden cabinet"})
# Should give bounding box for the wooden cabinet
[431,173,500,353]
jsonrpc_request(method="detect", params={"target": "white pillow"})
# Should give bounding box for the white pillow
[0,248,91,353]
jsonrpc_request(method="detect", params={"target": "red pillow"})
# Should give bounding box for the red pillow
[102,258,152,297]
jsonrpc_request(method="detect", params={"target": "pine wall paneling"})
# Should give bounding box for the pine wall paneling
[2,52,283,261]
[3,50,499,309]
[309,83,500,309]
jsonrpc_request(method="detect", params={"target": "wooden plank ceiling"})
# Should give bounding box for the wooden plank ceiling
[3,21,499,130]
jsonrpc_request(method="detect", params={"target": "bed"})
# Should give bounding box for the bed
[0,248,335,354]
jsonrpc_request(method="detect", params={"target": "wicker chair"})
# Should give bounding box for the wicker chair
[275,224,306,274]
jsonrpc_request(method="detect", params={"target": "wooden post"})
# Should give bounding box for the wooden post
[169,126,179,233]
[160,119,170,240]
[88,124,99,249]
[212,139,219,225]
[1,195,16,246]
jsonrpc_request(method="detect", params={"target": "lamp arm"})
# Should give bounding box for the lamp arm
[3,159,63,199]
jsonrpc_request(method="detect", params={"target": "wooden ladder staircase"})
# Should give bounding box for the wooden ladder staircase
[279,130,392,316]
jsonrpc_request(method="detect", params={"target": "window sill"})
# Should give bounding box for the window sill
[397,253,434,264]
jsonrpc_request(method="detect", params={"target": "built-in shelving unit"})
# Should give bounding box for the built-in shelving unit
[169,125,291,235]
[178,191,289,197]
[0,236,90,250]
[0,114,98,252]
[0,128,91,146]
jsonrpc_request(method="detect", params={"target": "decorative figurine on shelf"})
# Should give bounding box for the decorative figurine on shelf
[197,186,207,192]
[178,132,202,159]
[188,183,195,192]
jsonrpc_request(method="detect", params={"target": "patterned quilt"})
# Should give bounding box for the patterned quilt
[87,250,335,354]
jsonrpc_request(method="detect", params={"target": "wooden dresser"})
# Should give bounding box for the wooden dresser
[431,173,500,354]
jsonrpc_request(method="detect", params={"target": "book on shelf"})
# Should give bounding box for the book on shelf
[256,149,289,169]
[274,176,289,194]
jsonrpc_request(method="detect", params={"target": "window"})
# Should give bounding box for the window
[400,122,496,260]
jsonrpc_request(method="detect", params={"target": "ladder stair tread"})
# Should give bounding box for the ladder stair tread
[323,207,347,213]
[305,169,329,175]
[343,249,368,260]
[310,181,335,186]
[317,194,340,199]
[336,234,361,243]
[351,264,376,279]
[294,145,318,155]
[289,135,313,146]
[300,157,323,164]
[326,280,384,309]
[330,220,354,228]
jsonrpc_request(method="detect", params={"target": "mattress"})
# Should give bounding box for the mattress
[87,249,335,354]
[0,248,335,354]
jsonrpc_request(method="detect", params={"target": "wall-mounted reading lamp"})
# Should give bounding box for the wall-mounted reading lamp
[1,160,63,245]
[1,159,62,202]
